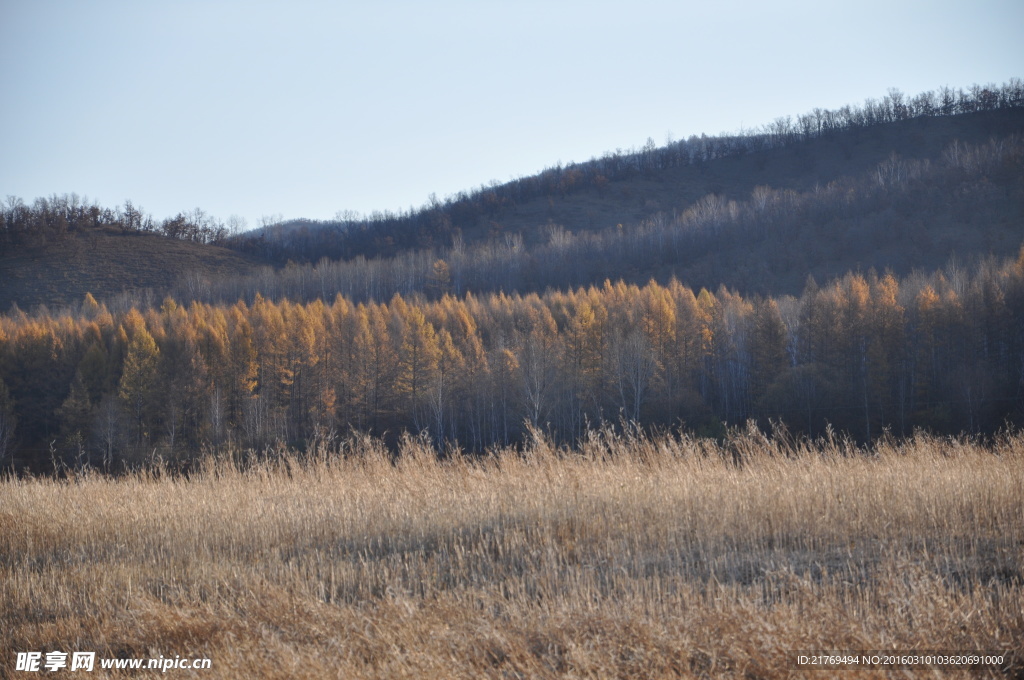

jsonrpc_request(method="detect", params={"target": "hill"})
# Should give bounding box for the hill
[194,109,1023,307]
[231,101,1024,269]
[4,83,1023,312]
[0,225,264,313]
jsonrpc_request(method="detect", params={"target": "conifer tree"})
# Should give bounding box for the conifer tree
[118,322,160,447]
[749,297,789,419]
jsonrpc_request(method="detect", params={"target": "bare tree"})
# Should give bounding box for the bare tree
[93,395,125,471]
[0,410,14,470]
[610,329,657,422]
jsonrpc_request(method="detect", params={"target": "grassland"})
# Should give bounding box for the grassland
[2,427,1022,678]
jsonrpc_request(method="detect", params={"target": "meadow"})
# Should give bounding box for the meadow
[2,426,1022,678]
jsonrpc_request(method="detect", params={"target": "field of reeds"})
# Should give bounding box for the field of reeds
[2,426,1022,678]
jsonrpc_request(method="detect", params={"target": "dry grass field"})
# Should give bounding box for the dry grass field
[2,426,1022,678]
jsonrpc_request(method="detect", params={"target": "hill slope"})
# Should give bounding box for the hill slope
[233,106,1024,266]
[3,86,1023,312]
[0,226,264,313]
[192,112,1023,307]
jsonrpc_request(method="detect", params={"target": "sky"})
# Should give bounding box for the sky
[1,0,1022,232]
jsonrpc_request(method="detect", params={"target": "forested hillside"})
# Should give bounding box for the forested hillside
[4,82,1023,312]
[1,81,1023,470]
[0,202,259,312]
[184,133,1024,306]
[2,250,1022,470]
[230,83,1024,267]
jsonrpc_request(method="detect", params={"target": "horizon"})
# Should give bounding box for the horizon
[2,0,1022,230]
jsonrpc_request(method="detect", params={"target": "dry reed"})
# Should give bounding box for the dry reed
[2,426,1022,678]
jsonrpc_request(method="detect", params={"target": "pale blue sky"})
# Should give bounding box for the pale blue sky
[1,0,1021,231]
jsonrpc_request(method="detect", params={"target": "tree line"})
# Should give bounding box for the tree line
[0,195,242,250]
[2,251,1022,470]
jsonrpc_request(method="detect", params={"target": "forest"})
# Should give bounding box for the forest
[1,81,1023,471]
[1,249,1022,470]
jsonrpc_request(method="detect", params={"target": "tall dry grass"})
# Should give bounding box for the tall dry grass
[1,426,1022,678]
